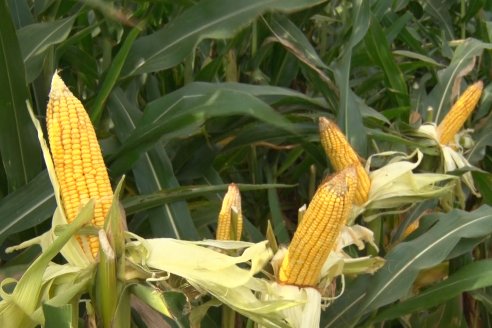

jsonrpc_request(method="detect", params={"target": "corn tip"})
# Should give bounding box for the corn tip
[318,116,337,133]
[227,182,239,193]
[50,72,72,99]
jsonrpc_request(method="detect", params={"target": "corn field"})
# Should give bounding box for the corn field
[1,1,492,327]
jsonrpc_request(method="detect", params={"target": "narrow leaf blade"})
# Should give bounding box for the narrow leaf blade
[372,260,492,323]
[0,1,42,191]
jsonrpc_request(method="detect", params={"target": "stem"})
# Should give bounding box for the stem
[222,305,236,328]
[367,218,382,256]
[460,0,466,39]
[251,21,257,57]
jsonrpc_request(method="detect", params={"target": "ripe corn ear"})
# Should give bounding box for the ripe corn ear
[319,117,370,205]
[216,183,243,240]
[437,81,483,145]
[47,72,113,259]
[278,167,357,287]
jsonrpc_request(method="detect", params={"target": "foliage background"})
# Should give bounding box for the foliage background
[1,0,492,326]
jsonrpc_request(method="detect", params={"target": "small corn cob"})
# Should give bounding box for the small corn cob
[319,117,370,205]
[47,72,113,259]
[437,81,483,145]
[278,167,357,287]
[401,219,419,240]
[216,183,243,240]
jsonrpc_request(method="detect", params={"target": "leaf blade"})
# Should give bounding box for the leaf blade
[0,1,42,191]
[108,88,199,239]
[333,0,370,156]
[371,260,492,323]
[122,0,327,76]
[323,206,492,327]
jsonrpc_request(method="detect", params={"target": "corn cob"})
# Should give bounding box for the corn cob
[401,219,419,240]
[437,81,483,145]
[319,117,370,205]
[47,72,113,259]
[216,183,243,240]
[278,167,357,287]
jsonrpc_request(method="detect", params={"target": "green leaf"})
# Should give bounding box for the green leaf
[161,291,190,327]
[0,171,55,243]
[421,0,454,40]
[476,79,492,119]
[135,149,200,240]
[371,260,492,323]
[112,285,131,328]
[333,0,370,156]
[32,0,57,16]
[108,89,199,240]
[131,284,174,320]
[268,14,327,69]
[0,173,291,244]
[17,16,75,82]
[471,290,492,314]
[0,0,42,191]
[383,11,413,44]
[109,88,296,175]
[320,275,370,328]
[6,0,33,28]
[122,0,328,76]
[90,26,142,124]
[264,165,290,244]
[423,38,492,122]
[468,111,492,164]
[143,82,323,125]
[380,11,425,54]
[472,172,492,206]
[410,297,466,327]
[363,206,492,311]
[393,50,444,67]
[364,17,409,107]
[222,122,318,153]
[43,304,72,328]
[323,205,492,327]
[265,14,335,90]
[122,183,294,216]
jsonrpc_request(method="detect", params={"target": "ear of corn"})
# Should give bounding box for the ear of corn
[401,219,419,240]
[216,183,243,240]
[278,167,357,287]
[319,117,370,205]
[437,81,484,145]
[47,72,113,259]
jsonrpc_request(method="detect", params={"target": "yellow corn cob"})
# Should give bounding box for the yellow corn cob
[401,219,419,240]
[46,72,113,259]
[216,183,243,240]
[278,167,357,287]
[319,117,370,205]
[437,81,483,145]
